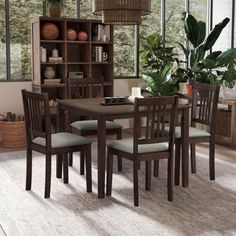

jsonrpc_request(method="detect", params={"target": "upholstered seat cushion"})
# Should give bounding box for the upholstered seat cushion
[32,132,91,148]
[71,120,122,131]
[107,138,168,154]
[175,126,210,139]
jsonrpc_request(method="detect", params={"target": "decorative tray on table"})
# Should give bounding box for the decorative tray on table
[101,97,131,105]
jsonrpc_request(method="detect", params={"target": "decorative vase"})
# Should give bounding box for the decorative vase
[78,31,88,41]
[49,4,61,17]
[44,67,55,79]
[128,87,144,103]
[67,28,77,41]
[41,23,59,40]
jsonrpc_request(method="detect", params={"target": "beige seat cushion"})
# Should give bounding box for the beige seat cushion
[107,138,168,154]
[32,132,91,148]
[175,126,210,139]
[71,120,122,131]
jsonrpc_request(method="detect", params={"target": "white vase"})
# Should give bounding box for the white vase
[128,87,144,103]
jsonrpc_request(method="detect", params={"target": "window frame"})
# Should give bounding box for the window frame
[1,0,236,82]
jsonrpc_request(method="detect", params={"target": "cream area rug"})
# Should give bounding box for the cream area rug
[0,147,236,236]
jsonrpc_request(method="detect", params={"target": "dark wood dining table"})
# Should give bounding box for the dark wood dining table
[57,98,190,198]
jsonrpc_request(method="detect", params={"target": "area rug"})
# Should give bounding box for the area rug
[0,148,236,236]
[0,225,6,236]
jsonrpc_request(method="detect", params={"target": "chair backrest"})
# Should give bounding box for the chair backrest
[68,78,104,99]
[22,90,51,144]
[191,83,220,130]
[133,96,178,155]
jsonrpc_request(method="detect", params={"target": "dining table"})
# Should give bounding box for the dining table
[57,98,190,199]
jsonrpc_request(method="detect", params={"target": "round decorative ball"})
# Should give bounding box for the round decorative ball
[41,23,59,40]
[78,31,88,41]
[67,28,77,41]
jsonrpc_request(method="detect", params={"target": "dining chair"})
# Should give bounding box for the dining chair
[22,89,92,198]
[67,78,123,174]
[174,83,220,185]
[106,96,178,206]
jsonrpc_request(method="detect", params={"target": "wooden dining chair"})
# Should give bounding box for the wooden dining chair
[22,90,92,198]
[67,78,123,174]
[106,96,178,206]
[174,83,220,185]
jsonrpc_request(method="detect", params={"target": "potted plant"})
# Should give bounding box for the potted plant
[141,33,181,96]
[47,0,65,17]
[179,12,236,95]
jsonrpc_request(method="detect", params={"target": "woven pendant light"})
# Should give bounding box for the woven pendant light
[93,0,151,25]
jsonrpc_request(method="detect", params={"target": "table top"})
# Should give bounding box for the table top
[58,98,189,119]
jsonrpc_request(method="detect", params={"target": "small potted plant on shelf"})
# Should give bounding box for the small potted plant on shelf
[47,0,66,17]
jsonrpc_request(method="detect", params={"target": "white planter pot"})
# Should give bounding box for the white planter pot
[221,86,236,100]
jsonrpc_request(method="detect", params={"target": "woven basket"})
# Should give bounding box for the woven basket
[0,121,26,148]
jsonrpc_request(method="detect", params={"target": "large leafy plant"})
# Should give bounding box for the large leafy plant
[141,33,180,96]
[180,12,236,88]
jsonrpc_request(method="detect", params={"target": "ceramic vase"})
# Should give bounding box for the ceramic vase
[128,87,144,103]
[44,67,55,79]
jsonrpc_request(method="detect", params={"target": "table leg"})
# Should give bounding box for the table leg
[181,108,189,187]
[97,115,106,198]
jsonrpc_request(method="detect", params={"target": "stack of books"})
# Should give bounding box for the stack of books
[48,57,63,63]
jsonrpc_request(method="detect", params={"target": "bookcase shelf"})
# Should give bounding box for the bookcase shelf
[31,16,114,101]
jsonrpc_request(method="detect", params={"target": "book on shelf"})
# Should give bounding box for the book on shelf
[93,24,111,42]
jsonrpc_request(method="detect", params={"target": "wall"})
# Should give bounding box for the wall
[0,81,32,141]
[0,81,32,115]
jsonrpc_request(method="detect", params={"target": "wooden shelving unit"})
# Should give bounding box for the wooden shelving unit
[31,16,114,100]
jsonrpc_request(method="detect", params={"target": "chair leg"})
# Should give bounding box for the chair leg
[167,155,173,202]
[85,145,92,193]
[117,129,122,172]
[145,161,152,191]
[174,142,181,186]
[153,160,159,177]
[56,154,63,178]
[209,139,215,180]
[26,148,32,191]
[63,154,69,184]
[80,151,85,175]
[69,153,73,166]
[106,149,114,196]
[44,153,52,198]
[190,143,196,173]
[133,160,139,207]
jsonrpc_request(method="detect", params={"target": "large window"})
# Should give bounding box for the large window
[1,0,236,81]
[9,1,43,80]
[212,0,232,51]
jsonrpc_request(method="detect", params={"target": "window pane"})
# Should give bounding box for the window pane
[190,0,208,22]
[64,0,78,18]
[9,1,43,80]
[80,0,99,19]
[165,0,185,44]
[114,26,136,77]
[212,0,232,51]
[140,0,161,75]
[165,0,185,66]
[0,0,6,80]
